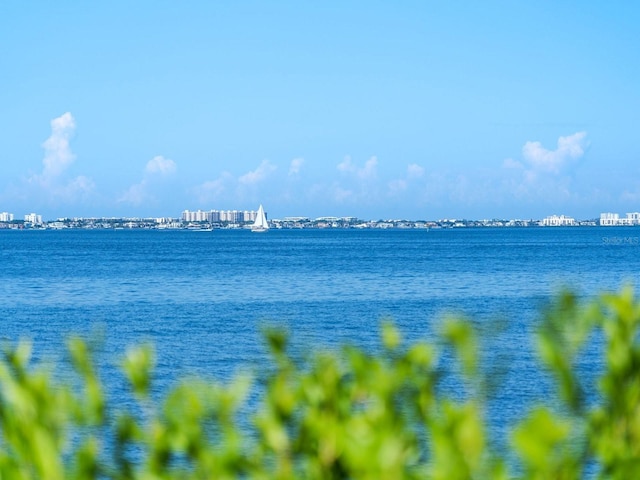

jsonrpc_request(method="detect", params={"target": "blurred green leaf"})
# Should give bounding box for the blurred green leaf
[0,288,639,478]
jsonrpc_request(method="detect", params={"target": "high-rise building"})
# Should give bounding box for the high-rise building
[600,212,640,226]
[24,213,43,224]
[628,212,640,224]
[541,215,575,226]
[182,210,211,222]
[182,208,257,223]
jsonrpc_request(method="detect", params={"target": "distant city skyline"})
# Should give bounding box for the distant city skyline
[3,208,640,224]
[1,2,639,220]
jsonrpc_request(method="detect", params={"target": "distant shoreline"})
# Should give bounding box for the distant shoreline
[4,218,640,231]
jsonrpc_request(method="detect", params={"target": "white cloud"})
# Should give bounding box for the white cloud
[330,155,382,206]
[387,163,425,196]
[407,163,424,178]
[522,131,588,174]
[289,157,304,176]
[337,155,378,180]
[388,179,407,194]
[337,155,355,174]
[63,175,95,198]
[359,156,378,180]
[502,158,522,169]
[146,155,176,175]
[189,161,276,208]
[239,160,276,185]
[24,112,96,206]
[119,155,177,205]
[332,184,353,203]
[41,112,76,180]
[498,132,590,207]
[193,172,234,203]
[118,182,148,206]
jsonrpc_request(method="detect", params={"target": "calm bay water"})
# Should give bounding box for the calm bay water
[1,226,639,445]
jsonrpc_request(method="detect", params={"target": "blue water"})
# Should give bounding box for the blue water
[1,227,639,449]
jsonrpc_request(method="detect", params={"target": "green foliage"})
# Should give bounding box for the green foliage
[0,288,640,478]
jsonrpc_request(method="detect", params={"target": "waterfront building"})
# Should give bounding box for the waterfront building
[182,209,257,224]
[541,215,576,226]
[182,210,197,222]
[599,212,640,226]
[629,212,640,224]
[24,213,43,225]
[244,210,257,222]
[600,213,620,226]
[180,210,220,223]
[228,210,242,223]
[0,212,14,222]
[182,209,215,223]
[219,210,231,222]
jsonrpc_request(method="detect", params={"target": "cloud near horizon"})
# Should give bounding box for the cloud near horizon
[119,155,177,206]
[190,160,277,206]
[499,132,590,206]
[288,157,304,176]
[192,172,234,204]
[145,155,177,175]
[407,163,425,179]
[26,112,95,203]
[330,156,381,205]
[239,159,277,186]
[337,155,378,180]
[523,131,588,173]
[387,163,426,196]
[41,112,76,180]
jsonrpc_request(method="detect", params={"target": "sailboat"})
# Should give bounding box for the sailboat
[251,205,269,232]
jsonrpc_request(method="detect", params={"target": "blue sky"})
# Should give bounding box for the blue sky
[1,1,638,220]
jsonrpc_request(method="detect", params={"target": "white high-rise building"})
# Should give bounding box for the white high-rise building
[182,210,213,222]
[24,213,43,224]
[220,210,242,222]
[244,210,257,222]
[628,212,640,225]
[600,212,640,226]
[600,213,620,226]
[541,215,575,226]
[0,212,14,222]
[182,208,258,223]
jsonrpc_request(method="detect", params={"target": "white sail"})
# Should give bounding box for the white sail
[251,205,269,232]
